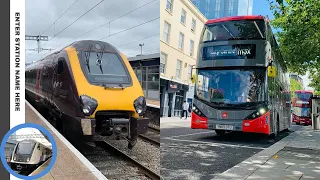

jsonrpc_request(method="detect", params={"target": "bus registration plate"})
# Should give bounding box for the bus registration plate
[216,124,233,130]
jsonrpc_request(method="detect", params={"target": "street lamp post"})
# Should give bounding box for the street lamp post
[139,43,144,55]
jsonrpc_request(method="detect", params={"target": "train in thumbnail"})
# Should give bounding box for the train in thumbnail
[25,40,149,149]
[10,139,52,172]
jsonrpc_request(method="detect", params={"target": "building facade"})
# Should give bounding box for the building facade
[290,73,304,88]
[190,0,253,19]
[160,0,207,117]
[128,53,160,101]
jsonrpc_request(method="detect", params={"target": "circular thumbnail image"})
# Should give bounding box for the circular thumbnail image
[0,123,57,180]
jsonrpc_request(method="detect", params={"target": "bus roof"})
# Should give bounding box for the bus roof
[294,90,313,94]
[206,15,266,25]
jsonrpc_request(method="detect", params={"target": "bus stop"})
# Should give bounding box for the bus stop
[311,95,320,130]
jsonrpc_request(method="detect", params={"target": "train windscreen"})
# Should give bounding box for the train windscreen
[16,142,36,155]
[80,51,131,84]
[202,19,266,42]
[195,68,266,107]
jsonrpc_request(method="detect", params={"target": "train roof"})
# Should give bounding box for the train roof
[206,15,266,25]
[25,40,120,68]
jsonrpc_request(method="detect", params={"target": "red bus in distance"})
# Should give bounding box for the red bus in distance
[292,90,313,125]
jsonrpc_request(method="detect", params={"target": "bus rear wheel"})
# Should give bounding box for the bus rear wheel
[215,130,226,135]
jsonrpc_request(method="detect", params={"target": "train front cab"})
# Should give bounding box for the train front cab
[62,41,149,149]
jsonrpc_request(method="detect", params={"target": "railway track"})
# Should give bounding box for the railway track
[138,126,160,146]
[83,140,160,180]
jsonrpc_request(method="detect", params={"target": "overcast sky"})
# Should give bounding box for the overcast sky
[25,0,159,63]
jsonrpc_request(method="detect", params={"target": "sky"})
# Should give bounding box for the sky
[252,0,313,90]
[25,0,159,63]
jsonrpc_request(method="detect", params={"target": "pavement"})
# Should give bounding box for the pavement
[215,125,320,180]
[160,117,297,180]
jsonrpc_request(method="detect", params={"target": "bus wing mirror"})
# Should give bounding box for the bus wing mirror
[191,74,196,84]
[268,66,276,77]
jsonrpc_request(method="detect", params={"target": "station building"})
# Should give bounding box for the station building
[160,0,207,117]
[128,53,160,102]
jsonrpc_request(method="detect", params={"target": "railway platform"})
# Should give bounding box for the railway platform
[25,101,106,180]
[146,99,160,108]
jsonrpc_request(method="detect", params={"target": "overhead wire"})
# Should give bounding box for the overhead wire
[44,0,158,53]
[40,0,80,36]
[27,0,159,61]
[41,0,105,47]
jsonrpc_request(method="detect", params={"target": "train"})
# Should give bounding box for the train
[25,40,149,149]
[10,139,52,172]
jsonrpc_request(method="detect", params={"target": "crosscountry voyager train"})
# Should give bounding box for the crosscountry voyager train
[191,16,291,137]
[10,139,52,172]
[25,40,149,149]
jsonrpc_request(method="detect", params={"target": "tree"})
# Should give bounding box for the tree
[268,0,320,90]
[290,78,303,99]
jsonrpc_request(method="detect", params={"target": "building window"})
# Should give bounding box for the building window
[178,32,184,50]
[191,18,196,32]
[228,0,234,16]
[160,52,167,74]
[176,60,182,79]
[166,0,173,13]
[181,9,186,24]
[190,39,194,57]
[215,0,221,18]
[163,21,171,43]
[188,65,192,81]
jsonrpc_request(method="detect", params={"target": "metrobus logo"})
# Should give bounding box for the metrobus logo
[222,112,228,118]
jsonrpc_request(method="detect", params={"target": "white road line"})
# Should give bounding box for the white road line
[165,131,214,138]
[26,100,108,180]
[163,138,266,150]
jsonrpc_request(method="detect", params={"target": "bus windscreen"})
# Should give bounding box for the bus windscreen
[195,68,266,106]
[202,20,266,42]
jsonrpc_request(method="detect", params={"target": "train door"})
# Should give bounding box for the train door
[53,57,64,101]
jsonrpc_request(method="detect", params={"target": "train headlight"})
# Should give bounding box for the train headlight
[79,95,98,116]
[133,96,146,116]
[26,158,30,162]
[14,157,16,161]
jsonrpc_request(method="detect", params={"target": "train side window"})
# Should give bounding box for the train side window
[57,57,65,75]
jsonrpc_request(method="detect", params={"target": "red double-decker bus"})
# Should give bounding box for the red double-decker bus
[190,15,291,138]
[292,90,313,125]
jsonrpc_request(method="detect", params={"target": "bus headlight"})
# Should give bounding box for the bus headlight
[259,108,266,114]
[134,96,146,116]
[246,106,268,120]
[192,105,206,117]
[79,95,98,116]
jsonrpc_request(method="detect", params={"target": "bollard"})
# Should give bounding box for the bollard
[312,114,320,130]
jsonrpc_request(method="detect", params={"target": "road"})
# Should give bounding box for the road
[160,117,300,180]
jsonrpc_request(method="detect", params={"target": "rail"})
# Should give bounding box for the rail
[95,141,160,180]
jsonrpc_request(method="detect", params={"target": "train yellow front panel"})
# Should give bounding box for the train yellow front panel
[66,47,144,118]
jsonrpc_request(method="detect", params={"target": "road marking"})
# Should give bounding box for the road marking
[26,100,108,180]
[163,138,266,150]
[165,131,214,138]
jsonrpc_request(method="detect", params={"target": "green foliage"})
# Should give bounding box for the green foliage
[268,0,320,91]
[314,91,320,96]
[290,78,303,98]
